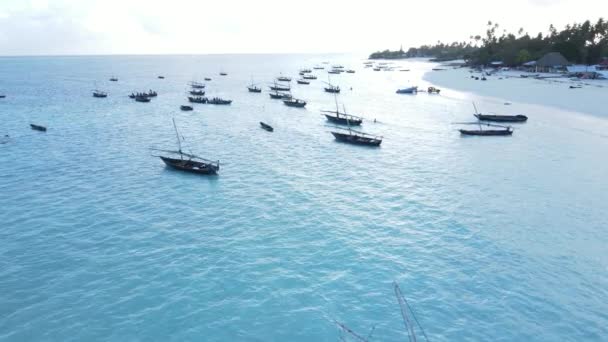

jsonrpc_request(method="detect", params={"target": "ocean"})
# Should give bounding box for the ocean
[1,54,607,341]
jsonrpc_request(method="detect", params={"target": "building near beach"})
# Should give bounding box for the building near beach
[535,52,569,72]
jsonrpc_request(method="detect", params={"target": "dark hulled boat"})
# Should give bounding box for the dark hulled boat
[219,72,228,76]
[303,74,317,80]
[331,128,382,146]
[204,77,212,81]
[188,96,207,103]
[190,90,206,96]
[269,91,291,99]
[248,86,262,92]
[283,98,306,108]
[277,76,292,82]
[458,123,513,136]
[180,105,193,111]
[322,95,363,126]
[474,114,528,122]
[189,81,205,89]
[324,85,340,93]
[30,124,47,132]
[260,122,274,132]
[158,76,165,79]
[93,90,108,98]
[135,96,151,102]
[297,79,310,85]
[154,119,219,175]
[269,82,290,91]
[207,97,232,105]
[109,77,118,82]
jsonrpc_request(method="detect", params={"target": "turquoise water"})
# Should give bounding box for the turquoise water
[1,54,607,341]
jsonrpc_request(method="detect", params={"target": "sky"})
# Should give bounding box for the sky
[0,0,607,56]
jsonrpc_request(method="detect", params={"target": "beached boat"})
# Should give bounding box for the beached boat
[93,90,108,98]
[207,97,232,105]
[458,122,513,136]
[427,87,441,94]
[180,105,193,111]
[189,81,205,89]
[283,98,306,108]
[189,90,206,96]
[30,124,47,132]
[153,119,219,175]
[260,122,274,132]
[331,128,382,146]
[297,79,310,85]
[188,96,207,103]
[396,86,418,94]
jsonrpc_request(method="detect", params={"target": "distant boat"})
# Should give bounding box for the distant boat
[219,72,228,76]
[324,83,340,93]
[373,67,381,71]
[269,82,290,91]
[109,77,118,82]
[0,95,7,98]
[248,77,262,93]
[472,102,527,122]
[204,77,212,81]
[313,66,324,70]
[277,76,292,82]
[400,69,410,72]
[180,105,193,111]
[93,90,108,98]
[158,76,165,79]
[322,96,363,126]
[396,86,418,94]
[459,123,513,136]
[135,96,151,102]
[153,118,219,175]
[346,69,355,73]
[30,124,47,132]
[303,74,317,80]
[188,96,207,103]
[260,122,274,132]
[300,68,312,73]
[269,90,291,99]
[331,128,382,146]
[147,90,158,97]
[427,86,441,94]
[297,79,310,85]
[189,90,206,96]
[328,69,341,74]
[569,85,582,89]
[129,90,156,99]
[189,81,205,89]
[207,97,232,105]
[283,98,307,108]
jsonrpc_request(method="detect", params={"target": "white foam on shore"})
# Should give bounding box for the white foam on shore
[423,67,608,120]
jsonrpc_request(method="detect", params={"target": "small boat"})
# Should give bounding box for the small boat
[158,76,165,79]
[459,123,513,136]
[332,65,344,69]
[207,97,232,105]
[303,74,317,80]
[569,85,582,89]
[248,77,262,92]
[346,69,355,73]
[219,72,228,76]
[427,86,441,94]
[154,119,219,175]
[180,105,193,111]
[277,76,292,82]
[300,68,312,73]
[0,95,5,99]
[269,82,290,91]
[322,97,363,126]
[269,91,291,99]
[373,68,381,71]
[472,102,527,122]
[400,69,410,72]
[328,69,341,74]
[146,90,158,97]
[129,92,151,99]
[93,90,108,98]
[135,96,151,102]
[283,98,307,108]
[109,77,118,82]
[297,79,310,85]
[260,122,274,132]
[324,79,340,93]
[331,128,382,146]
[313,66,324,70]
[204,77,212,81]
[30,124,47,132]
[481,77,487,81]
[189,81,205,89]
[188,96,207,103]
[190,90,205,96]
[396,86,418,94]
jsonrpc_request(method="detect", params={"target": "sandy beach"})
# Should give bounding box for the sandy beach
[423,67,608,119]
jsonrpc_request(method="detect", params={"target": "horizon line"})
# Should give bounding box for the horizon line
[0,51,370,58]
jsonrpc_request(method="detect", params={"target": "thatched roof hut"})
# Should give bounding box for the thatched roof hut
[536,52,569,68]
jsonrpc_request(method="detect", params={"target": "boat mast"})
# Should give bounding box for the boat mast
[172,118,183,157]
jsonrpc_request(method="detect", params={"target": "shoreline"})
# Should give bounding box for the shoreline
[422,67,608,120]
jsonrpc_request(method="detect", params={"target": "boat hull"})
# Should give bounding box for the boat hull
[325,115,362,126]
[160,157,218,175]
[474,114,528,122]
[331,132,381,146]
[260,122,274,132]
[30,124,47,132]
[459,129,513,136]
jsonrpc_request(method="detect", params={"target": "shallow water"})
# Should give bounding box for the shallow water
[1,55,607,341]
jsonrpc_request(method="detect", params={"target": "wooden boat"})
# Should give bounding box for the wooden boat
[328,69,341,74]
[400,69,410,72]
[331,128,382,146]
[427,86,441,94]
[189,81,205,89]
[0,95,5,99]
[207,97,232,105]
[297,79,310,85]
[322,97,362,126]
[569,85,582,89]
[313,66,324,70]
[303,74,317,80]
[474,114,528,122]
[396,86,418,94]
[346,69,355,73]
[269,82,290,91]
[158,76,165,79]
[204,77,212,81]
[373,67,381,71]
[93,90,108,98]
[269,91,291,99]
[135,96,151,102]
[30,124,47,132]
[283,98,306,108]
[248,77,262,92]
[180,105,193,111]
[109,77,118,82]
[219,72,228,76]
[300,68,312,73]
[154,119,219,175]
[146,90,158,97]
[324,79,340,93]
[276,76,291,82]
[189,90,205,96]
[260,122,274,132]
[188,96,207,103]
[458,122,513,136]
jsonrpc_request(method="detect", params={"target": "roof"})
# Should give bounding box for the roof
[536,52,569,67]
[523,61,537,66]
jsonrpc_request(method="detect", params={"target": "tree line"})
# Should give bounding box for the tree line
[370,18,608,66]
